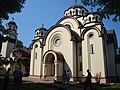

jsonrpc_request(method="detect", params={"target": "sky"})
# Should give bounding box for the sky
[2,0,120,47]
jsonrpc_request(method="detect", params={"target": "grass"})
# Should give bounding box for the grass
[1,75,120,90]
[70,81,120,90]
[0,75,60,90]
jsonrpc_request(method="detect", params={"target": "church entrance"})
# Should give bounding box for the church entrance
[44,53,55,76]
[42,50,63,81]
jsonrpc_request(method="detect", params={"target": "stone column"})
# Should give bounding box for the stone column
[42,63,47,77]
[54,63,59,77]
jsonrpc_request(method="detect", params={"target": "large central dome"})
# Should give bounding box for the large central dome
[64,4,88,17]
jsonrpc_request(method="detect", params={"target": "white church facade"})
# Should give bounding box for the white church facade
[30,4,119,83]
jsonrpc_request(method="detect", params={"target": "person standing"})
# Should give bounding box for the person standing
[84,69,92,90]
[4,68,11,90]
[62,70,66,82]
[66,70,71,85]
[13,67,23,90]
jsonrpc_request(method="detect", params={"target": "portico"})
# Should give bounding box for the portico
[42,50,63,80]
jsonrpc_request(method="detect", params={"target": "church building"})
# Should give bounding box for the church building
[30,4,119,83]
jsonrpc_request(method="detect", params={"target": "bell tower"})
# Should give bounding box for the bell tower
[1,20,18,58]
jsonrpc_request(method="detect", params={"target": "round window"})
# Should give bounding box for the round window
[53,36,62,47]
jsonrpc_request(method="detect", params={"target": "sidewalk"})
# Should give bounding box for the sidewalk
[22,77,84,90]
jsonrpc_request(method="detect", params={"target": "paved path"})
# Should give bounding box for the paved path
[22,77,84,90]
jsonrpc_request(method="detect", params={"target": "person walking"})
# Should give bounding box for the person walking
[13,67,23,90]
[84,69,92,90]
[4,68,11,90]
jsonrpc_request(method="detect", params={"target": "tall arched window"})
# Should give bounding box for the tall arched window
[35,44,38,59]
[35,52,37,59]
[41,30,44,36]
[82,10,84,15]
[96,16,98,21]
[89,17,91,22]
[70,10,72,15]
[88,33,94,54]
[76,9,78,15]
[90,44,94,54]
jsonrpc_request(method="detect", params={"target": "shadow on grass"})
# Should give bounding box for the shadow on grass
[70,81,120,90]
[0,75,60,90]
[1,75,120,90]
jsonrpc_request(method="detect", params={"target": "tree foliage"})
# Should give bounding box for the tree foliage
[16,39,23,48]
[80,0,120,22]
[0,0,26,20]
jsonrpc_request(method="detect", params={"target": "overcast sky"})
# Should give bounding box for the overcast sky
[2,0,120,47]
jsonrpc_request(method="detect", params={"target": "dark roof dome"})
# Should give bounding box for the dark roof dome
[34,25,48,39]
[6,20,18,30]
[7,21,17,26]
[69,3,85,9]
[35,27,47,32]
[64,4,88,17]
[35,24,47,32]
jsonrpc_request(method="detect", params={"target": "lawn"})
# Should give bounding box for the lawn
[69,81,120,90]
[0,75,60,90]
[1,75,120,90]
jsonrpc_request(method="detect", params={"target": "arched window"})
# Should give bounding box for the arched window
[90,44,94,54]
[35,44,38,48]
[96,16,98,21]
[35,52,37,59]
[89,33,93,38]
[36,32,39,36]
[89,17,91,22]
[79,11,81,15]
[41,31,44,36]
[82,10,84,15]
[35,44,38,60]
[76,9,78,15]
[70,10,72,15]
[92,17,94,20]
[65,24,71,29]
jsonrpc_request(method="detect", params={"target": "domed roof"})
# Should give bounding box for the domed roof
[34,25,48,39]
[69,3,86,9]
[64,3,88,17]
[7,21,17,26]
[35,24,47,32]
[6,20,18,30]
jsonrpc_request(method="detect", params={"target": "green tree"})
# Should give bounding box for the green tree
[80,0,120,22]
[16,39,23,48]
[0,0,26,20]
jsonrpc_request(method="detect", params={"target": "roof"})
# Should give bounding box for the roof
[35,26,47,32]
[12,48,30,59]
[66,3,88,12]
[18,48,30,58]
[7,21,17,26]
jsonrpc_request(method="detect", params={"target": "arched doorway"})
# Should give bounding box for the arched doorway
[45,53,55,76]
[42,50,63,81]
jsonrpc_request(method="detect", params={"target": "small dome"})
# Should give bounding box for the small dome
[6,21,18,30]
[64,4,88,17]
[7,21,17,25]
[35,25,47,39]
[69,4,85,9]
[85,13,102,24]
[35,27,47,32]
